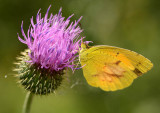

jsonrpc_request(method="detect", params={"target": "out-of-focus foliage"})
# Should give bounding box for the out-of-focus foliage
[0,0,160,113]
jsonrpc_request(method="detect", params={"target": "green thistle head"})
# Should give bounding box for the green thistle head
[14,50,64,95]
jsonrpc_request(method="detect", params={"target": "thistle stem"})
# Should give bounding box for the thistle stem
[23,92,34,113]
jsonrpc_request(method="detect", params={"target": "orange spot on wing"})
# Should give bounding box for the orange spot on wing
[103,66,114,75]
[103,63,125,77]
[98,73,112,82]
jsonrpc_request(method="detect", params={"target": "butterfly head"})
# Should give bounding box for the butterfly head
[81,40,92,48]
[80,41,91,53]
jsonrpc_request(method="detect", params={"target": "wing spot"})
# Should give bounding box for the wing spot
[136,62,142,66]
[104,62,107,65]
[104,72,123,78]
[115,61,121,65]
[116,52,120,56]
[92,74,98,77]
[133,68,143,76]
[111,74,123,78]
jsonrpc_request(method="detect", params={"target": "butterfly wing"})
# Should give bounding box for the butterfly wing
[80,45,153,91]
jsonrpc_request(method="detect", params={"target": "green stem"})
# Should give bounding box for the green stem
[23,92,34,113]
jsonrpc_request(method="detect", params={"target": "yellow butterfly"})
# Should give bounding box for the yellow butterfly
[79,42,153,91]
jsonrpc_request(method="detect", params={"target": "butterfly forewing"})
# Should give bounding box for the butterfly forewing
[80,45,153,91]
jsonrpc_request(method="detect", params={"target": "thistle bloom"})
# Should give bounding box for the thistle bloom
[15,6,84,95]
[18,6,82,71]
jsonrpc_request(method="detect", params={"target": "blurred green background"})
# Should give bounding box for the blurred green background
[0,0,160,113]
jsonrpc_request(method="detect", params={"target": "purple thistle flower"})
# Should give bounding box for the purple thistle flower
[18,5,83,72]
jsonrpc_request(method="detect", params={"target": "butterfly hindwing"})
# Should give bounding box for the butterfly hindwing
[80,45,153,91]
